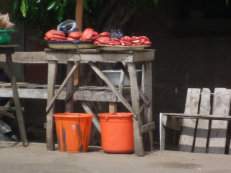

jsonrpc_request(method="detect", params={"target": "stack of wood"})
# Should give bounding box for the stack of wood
[0,13,14,30]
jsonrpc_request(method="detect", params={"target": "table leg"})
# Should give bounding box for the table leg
[6,53,28,147]
[46,60,57,150]
[128,63,144,156]
[109,102,117,113]
[66,61,74,112]
[142,62,153,151]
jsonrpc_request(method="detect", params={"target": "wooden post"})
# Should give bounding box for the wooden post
[141,62,153,151]
[66,61,74,112]
[74,0,84,86]
[75,0,84,31]
[109,102,117,113]
[128,63,144,156]
[46,60,57,150]
[6,53,28,147]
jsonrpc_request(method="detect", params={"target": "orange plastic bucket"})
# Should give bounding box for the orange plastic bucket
[53,113,93,152]
[98,112,134,153]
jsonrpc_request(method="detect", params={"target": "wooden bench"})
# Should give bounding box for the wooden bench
[160,88,231,154]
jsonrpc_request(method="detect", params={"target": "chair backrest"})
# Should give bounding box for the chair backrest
[179,88,231,154]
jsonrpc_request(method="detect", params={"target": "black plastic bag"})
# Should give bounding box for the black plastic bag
[57,19,79,34]
[110,29,124,39]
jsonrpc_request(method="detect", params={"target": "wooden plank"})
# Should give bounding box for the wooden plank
[194,88,211,153]
[46,61,80,114]
[73,64,80,86]
[109,102,117,113]
[81,102,101,133]
[0,52,47,64]
[133,49,155,62]
[140,122,155,134]
[0,87,122,102]
[179,88,201,152]
[208,88,230,154]
[88,62,137,118]
[46,60,57,150]
[118,68,125,94]
[65,61,74,112]
[46,52,134,64]
[142,62,154,151]
[0,106,24,112]
[128,63,144,156]
[0,110,15,119]
[161,113,231,120]
[0,50,155,64]
[6,53,28,147]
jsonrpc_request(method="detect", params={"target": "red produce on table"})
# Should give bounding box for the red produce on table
[81,28,94,41]
[68,31,81,40]
[95,36,110,44]
[99,32,110,37]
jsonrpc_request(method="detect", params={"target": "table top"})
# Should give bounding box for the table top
[0,45,19,48]
[0,44,19,54]
[0,48,155,64]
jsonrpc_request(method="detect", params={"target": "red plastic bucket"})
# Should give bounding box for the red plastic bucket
[53,113,93,152]
[98,112,134,153]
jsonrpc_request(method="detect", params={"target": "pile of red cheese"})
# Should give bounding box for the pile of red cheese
[94,32,151,46]
[44,28,98,41]
[44,28,152,46]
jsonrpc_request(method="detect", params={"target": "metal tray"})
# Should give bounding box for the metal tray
[47,40,97,49]
[98,44,150,51]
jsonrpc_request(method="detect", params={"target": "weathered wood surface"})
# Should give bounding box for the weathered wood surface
[81,102,101,133]
[140,122,155,134]
[161,113,231,120]
[208,88,231,154]
[46,60,57,150]
[128,63,144,156]
[0,49,155,64]
[0,85,128,102]
[0,52,47,64]
[194,88,211,153]
[46,61,80,114]
[0,110,15,119]
[6,53,28,147]
[0,45,18,54]
[142,62,153,151]
[179,88,201,152]
[65,61,74,112]
[109,102,117,113]
[88,61,137,118]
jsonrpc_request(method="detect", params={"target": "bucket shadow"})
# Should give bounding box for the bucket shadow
[88,146,102,152]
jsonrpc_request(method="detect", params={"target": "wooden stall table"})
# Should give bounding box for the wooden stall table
[45,48,155,156]
[0,45,28,146]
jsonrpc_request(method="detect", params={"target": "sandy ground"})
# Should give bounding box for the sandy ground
[0,142,231,173]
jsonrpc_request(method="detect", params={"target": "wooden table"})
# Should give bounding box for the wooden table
[45,48,155,156]
[0,45,28,146]
[0,48,155,156]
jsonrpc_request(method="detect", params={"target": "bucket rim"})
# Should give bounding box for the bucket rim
[98,112,132,118]
[53,112,94,118]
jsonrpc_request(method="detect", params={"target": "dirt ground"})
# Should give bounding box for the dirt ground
[0,142,231,173]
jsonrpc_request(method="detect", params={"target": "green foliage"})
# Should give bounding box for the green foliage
[153,0,159,6]
[11,0,158,33]
[12,0,76,30]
